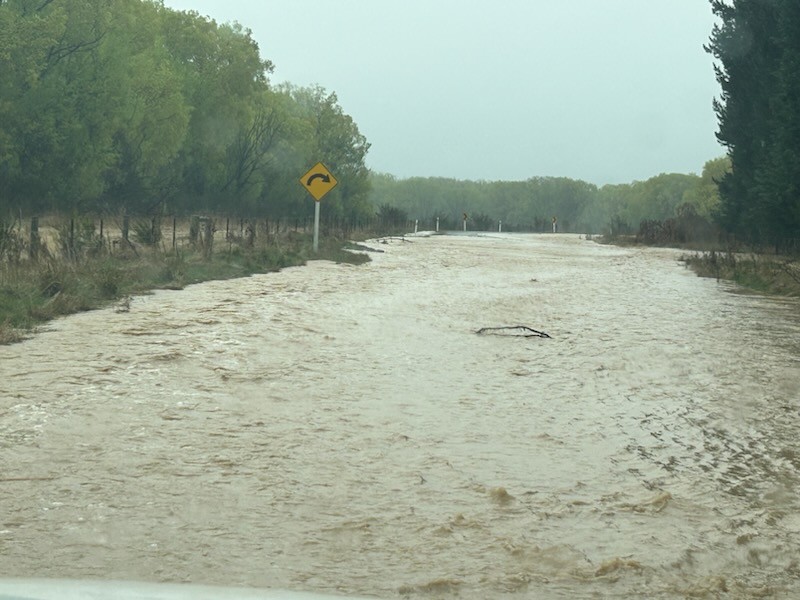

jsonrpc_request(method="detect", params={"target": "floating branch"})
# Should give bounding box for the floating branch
[476,325,551,339]
[346,242,384,253]
[378,236,413,244]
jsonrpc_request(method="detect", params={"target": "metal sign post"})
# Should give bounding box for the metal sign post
[299,162,338,253]
[313,200,321,252]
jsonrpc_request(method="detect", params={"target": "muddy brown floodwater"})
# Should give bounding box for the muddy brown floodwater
[1,233,799,599]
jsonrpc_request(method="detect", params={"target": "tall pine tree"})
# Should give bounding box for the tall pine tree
[707,0,800,250]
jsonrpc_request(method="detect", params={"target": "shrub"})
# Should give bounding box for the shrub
[376,204,409,229]
[469,212,494,231]
[133,217,163,246]
[57,219,104,259]
[94,261,126,298]
[0,221,25,262]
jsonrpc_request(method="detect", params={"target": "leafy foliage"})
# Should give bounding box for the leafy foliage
[368,171,717,236]
[132,218,162,246]
[706,0,800,250]
[376,204,408,229]
[0,0,372,224]
[0,220,24,262]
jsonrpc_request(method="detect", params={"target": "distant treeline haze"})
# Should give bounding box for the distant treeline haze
[368,158,729,236]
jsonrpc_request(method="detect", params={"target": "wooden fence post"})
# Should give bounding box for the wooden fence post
[29,217,39,260]
[189,215,200,245]
[202,217,213,258]
[68,218,75,259]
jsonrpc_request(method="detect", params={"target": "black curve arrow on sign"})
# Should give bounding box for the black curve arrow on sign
[306,173,330,186]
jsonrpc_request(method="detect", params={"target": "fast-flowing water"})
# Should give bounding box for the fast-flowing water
[1,234,799,599]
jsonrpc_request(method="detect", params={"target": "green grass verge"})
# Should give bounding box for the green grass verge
[681,250,800,296]
[598,233,800,297]
[0,233,371,344]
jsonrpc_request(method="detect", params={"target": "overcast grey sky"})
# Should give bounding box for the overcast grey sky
[162,0,724,185]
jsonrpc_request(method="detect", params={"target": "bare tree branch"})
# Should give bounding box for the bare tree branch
[476,325,551,339]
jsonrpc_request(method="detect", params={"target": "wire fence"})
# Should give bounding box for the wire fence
[7,212,794,264]
[0,214,387,263]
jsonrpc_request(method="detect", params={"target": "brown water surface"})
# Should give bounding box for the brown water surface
[2,234,799,598]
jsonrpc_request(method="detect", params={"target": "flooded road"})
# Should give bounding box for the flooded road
[1,234,799,598]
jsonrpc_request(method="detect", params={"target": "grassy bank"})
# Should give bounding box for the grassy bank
[597,225,800,297]
[681,250,800,296]
[596,215,800,297]
[0,233,370,345]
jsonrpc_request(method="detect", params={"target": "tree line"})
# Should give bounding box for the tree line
[3,0,796,251]
[368,157,730,237]
[0,0,371,222]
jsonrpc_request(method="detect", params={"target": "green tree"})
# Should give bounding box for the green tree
[162,8,273,213]
[0,0,375,224]
[100,0,191,213]
[707,0,800,249]
[0,0,114,213]
[220,90,294,215]
[685,156,731,219]
[286,85,372,224]
[757,1,800,248]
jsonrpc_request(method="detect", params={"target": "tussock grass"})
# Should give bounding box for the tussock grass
[682,250,800,296]
[0,231,370,345]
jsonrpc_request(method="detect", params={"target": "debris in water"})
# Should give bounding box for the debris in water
[620,491,672,513]
[115,296,133,313]
[490,487,515,504]
[346,242,384,253]
[398,578,463,595]
[594,557,644,577]
[476,325,551,338]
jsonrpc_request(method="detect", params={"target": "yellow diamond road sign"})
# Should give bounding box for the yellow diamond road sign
[300,162,338,201]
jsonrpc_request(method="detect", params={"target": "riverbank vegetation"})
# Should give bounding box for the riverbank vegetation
[682,251,800,297]
[0,219,371,344]
[1,0,378,343]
